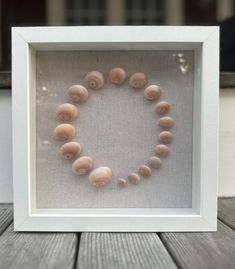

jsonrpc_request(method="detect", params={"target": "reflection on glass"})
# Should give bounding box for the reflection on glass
[180,65,189,74]
[173,52,189,74]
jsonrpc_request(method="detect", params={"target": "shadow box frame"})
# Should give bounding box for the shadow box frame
[12,26,219,232]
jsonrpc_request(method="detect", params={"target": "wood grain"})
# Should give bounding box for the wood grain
[0,224,78,269]
[160,221,235,269]
[0,204,13,235]
[218,197,235,230]
[77,232,177,269]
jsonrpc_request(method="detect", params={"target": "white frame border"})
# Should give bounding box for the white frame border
[12,26,219,232]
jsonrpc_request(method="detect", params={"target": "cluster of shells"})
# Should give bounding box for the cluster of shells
[53,67,174,188]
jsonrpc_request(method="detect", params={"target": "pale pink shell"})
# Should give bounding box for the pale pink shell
[138,165,151,177]
[60,142,82,160]
[54,124,76,141]
[129,73,147,89]
[109,67,127,85]
[159,131,173,144]
[118,178,127,187]
[155,144,169,157]
[144,85,161,100]
[89,167,112,187]
[85,71,104,90]
[68,85,88,103]
[56,103,78,121]
[148,156,162,169]
[154,101,171,115]
[128,173,141,184]
[72,156,93,175]
[159,117,174,129]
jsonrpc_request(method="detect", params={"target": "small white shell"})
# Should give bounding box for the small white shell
[118,178,127,187]
[68,85,88,103]
[159,117,174,129]
[109,67,127,85]
[60,142,82,160]
[159,131,173,144]
[144,85,161,100]
[85,71,104,90]
[154,101,171,115]
[72,156,93,175]
[129,73,147,89]
[148,156,162,169]
[89,167,112,187]
[138,165,151,177]
[56,103,78,121]
[128,173,141,184]
[54,124,76,141]
[155,144,169,157]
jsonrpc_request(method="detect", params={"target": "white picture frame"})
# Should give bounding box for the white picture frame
[12,26,219,232]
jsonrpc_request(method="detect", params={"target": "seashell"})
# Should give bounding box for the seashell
[118,178,127,187]
[144,85,161,100]
[60,142,82,160]
[54,124,76,141]
[56,103,78,121]
[72,156,93,175]
[89,166,112,187]
[148,156,162,169]
[109,67,127,85]
[154,101,171,115]
[68,85,88,103]
[128,173,141,184]
[159,131,173,144]
[129,72,147,89]
[85,71,104,90]
[138,165,151,178]
[155,144,169,157]
[159,116,174,129]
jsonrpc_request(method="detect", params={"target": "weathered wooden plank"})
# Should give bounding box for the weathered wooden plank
[77,233,177,269]
[160,221,235,269]
[0,224,78,269]
[0,204,13,235]
[218,197,235,230]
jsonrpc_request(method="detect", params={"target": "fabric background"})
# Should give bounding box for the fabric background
[36,50,194,208]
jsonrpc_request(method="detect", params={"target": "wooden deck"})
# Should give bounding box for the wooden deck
[0,198,234,269]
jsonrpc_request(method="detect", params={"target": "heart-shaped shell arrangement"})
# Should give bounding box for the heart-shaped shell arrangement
[53,67,174,188]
